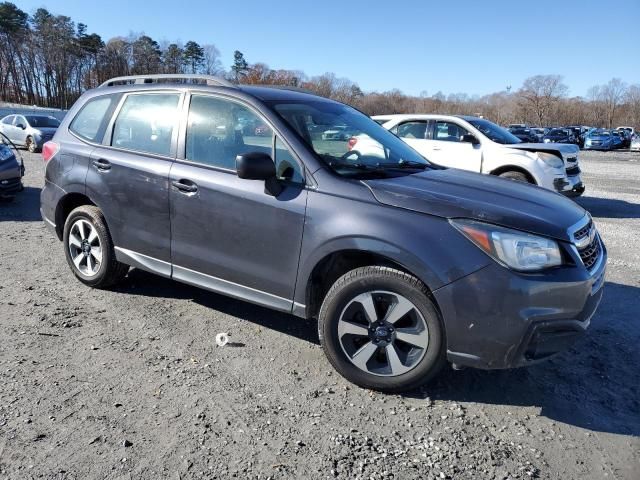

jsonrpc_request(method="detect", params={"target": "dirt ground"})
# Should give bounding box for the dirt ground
[0,150,638,479]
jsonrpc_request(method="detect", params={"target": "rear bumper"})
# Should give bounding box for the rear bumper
[0,176,23,194]
[434,244,606,370]
[0,159,23,195]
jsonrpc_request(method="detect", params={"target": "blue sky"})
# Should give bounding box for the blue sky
[15,0,640,97]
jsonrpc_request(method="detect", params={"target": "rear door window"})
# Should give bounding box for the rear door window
[112,93,181,156]
[396,121,428,139]
[70,94,120,142]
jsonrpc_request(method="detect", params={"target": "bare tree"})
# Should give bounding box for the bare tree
[517,75,568,126]
[600,78,627,128]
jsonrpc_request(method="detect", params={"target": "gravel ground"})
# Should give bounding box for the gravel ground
[0,150,638,480]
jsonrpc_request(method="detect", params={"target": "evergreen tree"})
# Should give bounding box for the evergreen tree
[231,50,248,83]
[183,40,204,74]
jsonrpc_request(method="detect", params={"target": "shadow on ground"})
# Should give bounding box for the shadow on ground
[117,269,640,437]
[576,196,640,219]
[0,186,42,222]
[115,268,320,345]
[410,281,640,437]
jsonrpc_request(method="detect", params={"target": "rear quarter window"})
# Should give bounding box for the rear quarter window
[69,94,119,142]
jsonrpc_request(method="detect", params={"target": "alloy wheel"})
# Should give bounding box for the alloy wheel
[337,290,429,376]
[68,219,103,277]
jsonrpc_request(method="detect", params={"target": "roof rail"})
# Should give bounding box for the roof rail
[99,74,235,88]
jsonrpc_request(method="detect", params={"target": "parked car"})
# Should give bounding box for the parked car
[630,134,640,151]
[321,125,353,140]
[363,114,584,197]
[543,128,577,145]
[615,127,632,148]
[583,129,616,150]
[254,124,271,136]
[508,127,538,143]
[566,126,589,148]
[530,127,548,142]
[41,74,606,392]
[611,130,625,149]
[0,135,24,200]
[0,114,60,153]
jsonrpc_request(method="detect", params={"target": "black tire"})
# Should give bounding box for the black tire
[63,205,128,288]
[26,136,39,153]
[498,170,531,183]
[318,266,445,392]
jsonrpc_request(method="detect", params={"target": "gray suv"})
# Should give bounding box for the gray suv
[40,75,606,392]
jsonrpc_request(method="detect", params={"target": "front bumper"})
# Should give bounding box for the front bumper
[552,173,584,197]
[433,241,607,370]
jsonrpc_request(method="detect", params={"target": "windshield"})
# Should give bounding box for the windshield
[268,100,430,177]
[468,118,521,144]
[590,130,609,137]
[25,116,60,127]
[548,128,567,136]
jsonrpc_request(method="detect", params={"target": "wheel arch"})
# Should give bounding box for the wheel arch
[54,192,96,240]
[303,248,438,321]
[489,165,537,184]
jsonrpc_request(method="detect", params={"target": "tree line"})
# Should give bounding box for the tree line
[1,2,638,128]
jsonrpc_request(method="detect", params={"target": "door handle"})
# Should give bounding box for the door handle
[92,159,111,171]
[172,179,198,193]
[432,147,441,151]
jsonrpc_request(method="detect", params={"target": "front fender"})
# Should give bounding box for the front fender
[293,186,492,311]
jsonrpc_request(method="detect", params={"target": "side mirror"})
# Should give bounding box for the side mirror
[236,151,282,196]
[16,123,26,130]
[460,134,479,145]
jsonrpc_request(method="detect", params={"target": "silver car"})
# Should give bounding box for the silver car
[0,114,60,153]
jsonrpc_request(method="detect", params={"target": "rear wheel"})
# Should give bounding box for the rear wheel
[63,206,128,288]
[499,170,531,183]
[318,266,445,392]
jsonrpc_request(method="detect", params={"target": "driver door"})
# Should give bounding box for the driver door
[169,94,308,310]
[425,120,482,172]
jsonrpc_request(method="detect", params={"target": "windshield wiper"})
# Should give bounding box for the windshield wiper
[376,160,428,170]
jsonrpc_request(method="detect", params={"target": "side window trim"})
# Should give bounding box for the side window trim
[178,92,306,183]
[103,90,184,158]
[68,93,122,145]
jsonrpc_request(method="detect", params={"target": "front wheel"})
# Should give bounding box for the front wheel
[26,136,39,153]
[498,170,531,183]
[318,266,445,392]
[63,205,128,288]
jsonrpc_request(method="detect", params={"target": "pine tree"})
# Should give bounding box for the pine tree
[183,40,204,74]
[231,50,248,83]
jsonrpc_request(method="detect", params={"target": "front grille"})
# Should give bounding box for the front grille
[574,221,592,242]
[566,165,581,176]
[573,220,601,271]
[579,237,601,270]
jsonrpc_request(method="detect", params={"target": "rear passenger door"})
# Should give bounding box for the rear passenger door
[394,120,431,158]
[86,91,183,270]
[169,93,308,310]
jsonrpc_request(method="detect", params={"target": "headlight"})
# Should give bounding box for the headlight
[450,219,563,272]
[543,138,551,143]
[536,151,564,168]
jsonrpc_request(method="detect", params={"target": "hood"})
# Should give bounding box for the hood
[506,142,579,158]
[363,169,586,242]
